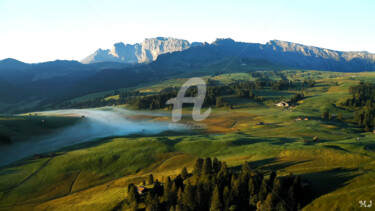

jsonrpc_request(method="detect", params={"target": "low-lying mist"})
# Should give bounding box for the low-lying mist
[0,108,175,167]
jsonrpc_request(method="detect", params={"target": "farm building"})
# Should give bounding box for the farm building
[275,101,289,107]
[136,186,149,195]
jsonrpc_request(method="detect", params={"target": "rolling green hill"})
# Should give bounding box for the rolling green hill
[0,70,374,210]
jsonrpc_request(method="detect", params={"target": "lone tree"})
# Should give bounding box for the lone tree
[321,110,329,119]
[193,158,204,175]
[202,157,213,175]
[148,174,154,185]
[181,167,189,180]
[213,157,221,174]
[127,183,139,209]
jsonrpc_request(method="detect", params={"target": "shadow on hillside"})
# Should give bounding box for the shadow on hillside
[229,136,298,146]
[323,145,350,152]
[229,157,311,172]
[299,167,362,205]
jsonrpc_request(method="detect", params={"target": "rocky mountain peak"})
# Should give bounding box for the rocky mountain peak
[81,37,198,64]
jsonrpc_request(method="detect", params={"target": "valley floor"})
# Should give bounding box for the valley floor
[1,70,375,210]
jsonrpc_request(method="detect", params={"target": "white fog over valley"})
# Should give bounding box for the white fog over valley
[0,108,176,167]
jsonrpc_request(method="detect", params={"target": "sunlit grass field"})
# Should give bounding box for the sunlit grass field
[0,70,375,210]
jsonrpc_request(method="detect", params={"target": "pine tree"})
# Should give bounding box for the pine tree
[242,161,250,172]
[263,193,276,211]
[177,187,183,205]
[194,183,205,211]
[210,185,221,211]
[146,192,153,204]
[127,184,139,204]
[258,178,269,201]
[293,175,304,207]
[175,204,182,211]
[181,167,189,180]
[174,175,184,191]
[153,180,163,196]
[164,177,172,203]
[248,177,258,207]
[202,157,213,175]
[213,157,221,174]
[223,185,231,211]
[170,182,178,205]
[148,174,154,185]
[182,181,195,210]
[146,194,160,211]
[193,158,204,175]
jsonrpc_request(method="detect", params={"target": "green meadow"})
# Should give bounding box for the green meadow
[0,70,374,210]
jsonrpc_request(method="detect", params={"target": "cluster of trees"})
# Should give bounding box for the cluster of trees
[320,110,343,121]
[302,79,316,88]
[343,82,375,131]
[57,90,143,109]
[58,78,314,111]
[126,157,310,211]
[249,72,267,78]
[288,93,305,106]
[271,80,294,91]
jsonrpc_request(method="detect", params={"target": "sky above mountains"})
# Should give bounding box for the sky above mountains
[0,0,374,63]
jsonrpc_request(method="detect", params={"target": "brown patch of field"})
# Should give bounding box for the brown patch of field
[127,114,158,121]
[320,124,338,129]
[150,116,170,122]
[202,112,258,133]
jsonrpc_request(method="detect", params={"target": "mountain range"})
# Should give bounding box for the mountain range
[81,37,202,64]
[0,37,375,113]
[153,38,375,72]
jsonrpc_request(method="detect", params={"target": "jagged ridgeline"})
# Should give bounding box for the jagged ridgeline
[81,37,201,64]
[120,158,311,211]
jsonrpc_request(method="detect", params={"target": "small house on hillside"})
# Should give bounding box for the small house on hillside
[136,186,149,195]
[275,101,289,107]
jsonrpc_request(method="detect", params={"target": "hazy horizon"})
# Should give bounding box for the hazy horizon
[1,0,374,63]
[2,36,375,64]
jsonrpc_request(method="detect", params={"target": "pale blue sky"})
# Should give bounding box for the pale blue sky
[0,0,374,63]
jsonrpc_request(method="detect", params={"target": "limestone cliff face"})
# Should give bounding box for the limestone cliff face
[261,40,375,71]
[81,37,197,64]
[265,40,375,62]
[153,38,375,72]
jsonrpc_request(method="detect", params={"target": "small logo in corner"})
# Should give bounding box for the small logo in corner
[359,200,372,208]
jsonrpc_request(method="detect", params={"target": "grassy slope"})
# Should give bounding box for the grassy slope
[0,70,374,210]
